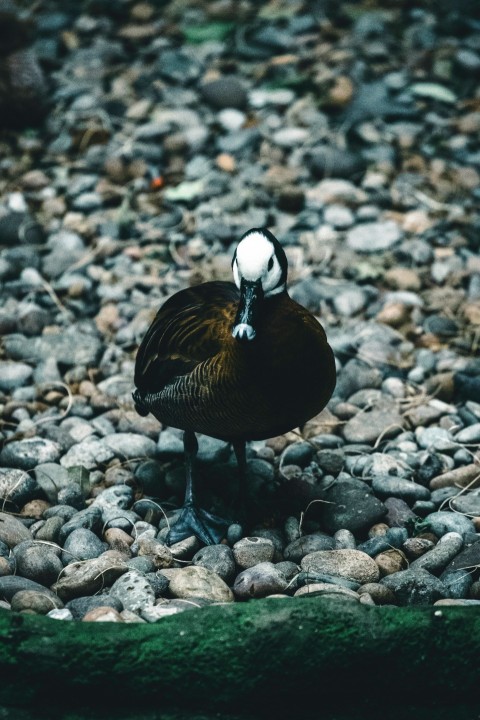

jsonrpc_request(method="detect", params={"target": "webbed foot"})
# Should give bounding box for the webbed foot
[166,503,230,545]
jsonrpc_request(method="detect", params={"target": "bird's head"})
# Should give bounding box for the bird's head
[231,228,288,342]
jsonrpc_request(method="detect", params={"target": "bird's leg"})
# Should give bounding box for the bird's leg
[233,440,247,524]
[166,430,230,546]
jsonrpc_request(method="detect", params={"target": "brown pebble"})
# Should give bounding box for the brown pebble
[368,523,390,538]
[430,463,480,490]
[375,549,408,577]
[82,607,124,622]
[10,590,63,615]
[384,268,421,291]
[416,532,438,545]
[20,499,51,519]
[265,436,289,454]
[104,528,134,555]
[358,583,397,605]
[216,153,236,173]
[402,537,435,560]
[376,302,411,328]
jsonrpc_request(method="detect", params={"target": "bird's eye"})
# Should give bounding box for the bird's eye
[268,257,274,271]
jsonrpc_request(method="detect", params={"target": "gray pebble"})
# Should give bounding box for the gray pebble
[284,534,335,563]
[420,511,476,540]
[66,594,123,620]
[0,438,60,471]
[233,536,275,569]
[381,569,447,606]
[47,608,73,621]
[440,570,473,599]
[36,516,63,543]
[0,575,60,601]
[0,360,33,391]
[145,572,169,597]
[333,529,356,550]
[103,433,157,459]
[11,589,63,614]
[127,556,156,574]
[357,527,408,557]
[34,463,71,503]
[58,484,86,511]
[62,528,106,565]
[410,532,464,573]
[193,544,236,583]
[320,478,386,534]
[301,549,380,584]
[0,510,32,548]
[454,423,480,445]
[371,476,430,503]
[346,220,402,253]
[58,507,102,544]
[14,542,63,586]
[284,516,301,544]
[233,562,288,600]
[110,570,155,613]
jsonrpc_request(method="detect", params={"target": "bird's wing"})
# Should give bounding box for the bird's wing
[134,281,239,394]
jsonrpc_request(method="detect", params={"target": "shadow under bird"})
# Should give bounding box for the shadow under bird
[133,228,336,545]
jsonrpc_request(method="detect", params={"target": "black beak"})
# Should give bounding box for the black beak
[232,279,263,342]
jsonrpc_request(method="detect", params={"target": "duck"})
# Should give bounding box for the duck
[133,227,336,545]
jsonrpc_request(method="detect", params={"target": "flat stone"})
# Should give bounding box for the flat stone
[0,575,60,602]
[103,433,157,459]
[342,403,404,444]
[0,439,61,471]
[301,549,380,584]
[3,327,103,367]
[34,463,71,503]
[52,555,128,601]
[381,569,447,606]
[419,511,476,540]
[0,361,33,391]
[294,583,360,601]
[320,478,386,534]
[284,534,335,563]
[0,511,32,548]
[60,438,115,470]
[455,423,480,445]
[192,544,236,583]
[233,562,288,600]
[167,566,234,603]
[371,476,430,503]
[346,221,402,253]
[430,464,480,490]
[444,539,480,574]
[232,537,275,569]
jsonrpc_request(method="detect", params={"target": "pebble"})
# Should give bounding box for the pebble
[409,532,464,573]
[66,595,123,620]
[10,589,63,614]
[109,570,155,613]
[62,528,107,564]
[0,511,33,548]
[283,534,335,563]
[233,562,289,600]
[294,583,360,601]
[346,221,402,253]
[420,511,476,540]
[0,439,61,471]
[342,404,404,444]
[13,542,63,586]
[358,583,397,605]
[167,566,234,603]
[192,544,236,583]
[371,477,430,504]
[301,549,380,584]
[232,536,275,569]
[381,569,447,606]
[52,554,128,601]
[0,361,33,391]
[320,478,387,534]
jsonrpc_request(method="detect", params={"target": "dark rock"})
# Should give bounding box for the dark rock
[62,528,106,565]
[201,77,247,109]
[66,594,123,620]
[320,478,386,535]
[381,569,447,606]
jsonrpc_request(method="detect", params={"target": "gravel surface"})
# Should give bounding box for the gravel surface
[1,0,480,622]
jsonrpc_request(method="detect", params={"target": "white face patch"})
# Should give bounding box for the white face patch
[233,231,285,296]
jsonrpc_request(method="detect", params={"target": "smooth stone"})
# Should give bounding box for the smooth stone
[196,435,230,464]
[44,505,77,522]
[66,594,123,620]
[294,583,360,601]
[145,572,169,597]
[444,539,480,573]
[0,438,61,471]
[430,464,480,490]
[440,570,473,599]
[34,463,71,503]
[301,549,380,584]
[381,569,447,606]
[140,601,193,622]
[3,327,103,367]
[103,433,157,459]
[57,484,85,511]
[127,557,156,574]
[167,566,234,603]
[133,460,165,496]
[58,507,102,544]
[384,497,417,527]
[201,77,247,110]
[91,485,134,510]
[47,608,73,620]
[110,570,155,612]
[233,562,288,600]
[14,543,63,586]
[10,589,63,614]
[0,511,32,547]
[52,554,128,601]
[62,528,106,564]
[275,561,299,584]
[294,571,360,592]
[342,403,404,444]
[0,575,59,602]
[0,361,33,391]
[192,544,236,583]
[60,438,115,470]
[232,537,275,570]
[419,511,476,540]
[284,534,335,563]
[434,599,480,607]
[371,476,430,503]
[415,427,456,453]
[36,516,63,543]
[455,423,480,444]
[402,537,435,560]
[333,529,356,550]
[346,221,402,253]
[157,430,184,457]
[409,532,464,573]
[281,442,314,468]
[320,478,386,534]
[358,583,397,605]
[82,607,124,622]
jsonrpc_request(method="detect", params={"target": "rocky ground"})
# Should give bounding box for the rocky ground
[0,0,480,622]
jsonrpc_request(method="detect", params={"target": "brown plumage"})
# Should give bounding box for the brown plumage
[133,227,336,544]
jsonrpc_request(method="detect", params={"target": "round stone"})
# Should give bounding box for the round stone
[110,570,155,613]
[233,537,275,570]
[10,589,63,614]
[301,549,380,584]
[167,566,234,603]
